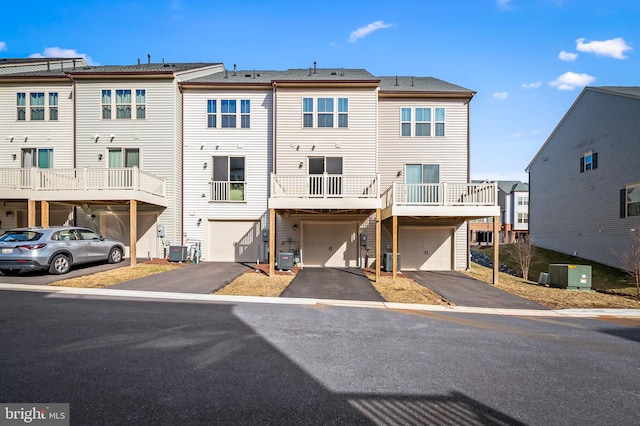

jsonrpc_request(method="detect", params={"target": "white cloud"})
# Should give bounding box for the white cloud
[558,50,577,61]
[348,21,392,43]
[576,37,631,59]
[0,41,6,51]
[548,71,595,90]
[492,91,509,100]
[522,81,542,89]
[29,47,97,65]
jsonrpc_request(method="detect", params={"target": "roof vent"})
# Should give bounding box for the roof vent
[308,67,312,76]
[137,58,140,65]
[224,69,229,79]
[411,76,414,86]
[340,67,345,76]
[233,64,237,76]
[395,75,399,86]
[245,74,251,78]
[147,54,151,65]
[330,72,337,76]
[47,61,50,72]
[313,61,317,74]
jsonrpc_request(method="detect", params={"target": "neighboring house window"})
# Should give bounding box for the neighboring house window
[241,100,250,128]
[108,148,140,168]
[317,98,334,128]
[303,98,313,128]
[338,98,348,128]
[16,93,26,121]
[21,148,53,168]
[517,196,529,206]
[211,156,245,201]
[623,184,640,218]
[136,90,146,119]
[30,93,45,120]
[102,90,112,119]
[580,152,598,172]
[49,92,58,121]
[517,212,529,224]
[207,100,217,128]
[401,107,445,137]
[221,100,237,128]
[116,90,132,119]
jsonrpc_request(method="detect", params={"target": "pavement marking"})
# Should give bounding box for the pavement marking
[1,283,639,318]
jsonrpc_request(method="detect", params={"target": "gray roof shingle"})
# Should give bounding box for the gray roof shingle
[593,86,640,98]
[378,76,473,93]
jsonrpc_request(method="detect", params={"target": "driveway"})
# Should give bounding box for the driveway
[281,267,383,301]
[0,258,133,285]
[408,270,547,309]
[110,261,250,294]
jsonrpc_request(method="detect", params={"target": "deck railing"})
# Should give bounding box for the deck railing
[0,167,166,197]
[382,182,497,208]
[271,173,380,198]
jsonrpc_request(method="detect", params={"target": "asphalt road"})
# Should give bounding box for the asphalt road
[1,290,639,425]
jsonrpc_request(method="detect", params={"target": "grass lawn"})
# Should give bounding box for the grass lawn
[475,244,637,296]
[50,262,185,288]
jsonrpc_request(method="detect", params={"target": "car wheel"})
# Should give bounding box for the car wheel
[49,254,71,275]
[108,247,123,264]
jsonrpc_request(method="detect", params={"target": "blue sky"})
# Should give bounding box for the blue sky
[2,0,638,182]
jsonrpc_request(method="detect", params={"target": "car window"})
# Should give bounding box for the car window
[0,231,42,242]
[77,229,101,240]
[52,230,78,241]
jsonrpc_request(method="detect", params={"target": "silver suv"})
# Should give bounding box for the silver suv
[0,226,125,275]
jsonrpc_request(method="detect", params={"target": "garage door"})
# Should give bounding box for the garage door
[399,227,452,271]
[302,222,358,267]
[207,220,261,262]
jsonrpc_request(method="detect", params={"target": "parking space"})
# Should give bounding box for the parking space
[0,259,133,285]
[281,268,383,302]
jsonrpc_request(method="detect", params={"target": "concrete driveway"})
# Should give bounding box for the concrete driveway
[0,258,133,285]
[408,270,547,309]
[110,261,250,294]
[281,267,383,301]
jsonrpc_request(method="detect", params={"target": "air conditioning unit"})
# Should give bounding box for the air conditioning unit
[168,245,188,262]
[277,252,294,271]
[382,252,401,272]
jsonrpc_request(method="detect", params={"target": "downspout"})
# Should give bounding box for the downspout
[71,76,76,168]
[272,81,277,174]
[466,98,471,270]
[179,82,185,246]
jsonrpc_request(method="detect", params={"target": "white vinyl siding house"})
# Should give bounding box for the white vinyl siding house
[527,86,640,269]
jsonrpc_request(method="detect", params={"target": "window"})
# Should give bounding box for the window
[102,89,145,120]
[136,90,146,119]
[302,97,348,129]
[580,152,598,172]
[211,156,245,201]
[17,93,26,120]
[317,98,334,128]
[308,156,343,196]
[207,100,217,128]
[517,212,529,224]
[21,148,53,168]
[49,92,58,121]
[401,107,446,137]
[415,108,431,136]
[116,90,132,119]
[30,93,45,120]
[517,196,529,206]
[221,100,237,128]
[623,184,640,218]
[241,100,250,128]
[405,164,440,203]
[102,90,112,119]
[303,98,313,128]
[108,148,139,168]
[338,98,348,128]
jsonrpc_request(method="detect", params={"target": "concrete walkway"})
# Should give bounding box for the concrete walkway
[282,268,384,302]
[110,262,250,294]
[408,270,547,310]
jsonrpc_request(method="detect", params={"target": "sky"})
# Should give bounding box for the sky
[1,0,638,182]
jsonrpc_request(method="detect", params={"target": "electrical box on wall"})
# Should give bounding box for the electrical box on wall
[157,224,165,238]
[360,233,367,246]
[262,228,269,242]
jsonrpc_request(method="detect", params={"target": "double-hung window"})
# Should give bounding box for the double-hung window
[30,93,45,121]
[401,108,411,136]
[16,93,26,121]
[517,196,529,206]
[401,107,446,137]
[241,100,250,128]
[16,92,57,121]
[212,156,245,201]
[303,98,313,128]
[49,92,58,121]
[338,98,348,128]
[415,108,431,136]
[580,151,598,172]
[517,212,529,224]
[221,100,237,128]
[116,90,132,119]
[303,97,348,128]
[102,90,112,119]
[102,89,145,120]
[136,90,146,119]
[435,108,445,136]
[317,98,334,128]
[207,100,217,128]
[623,184,640,218]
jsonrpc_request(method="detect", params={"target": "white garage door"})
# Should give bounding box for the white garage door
[207,220,261,262]
[399,227,452,271]
[302,222,358,267]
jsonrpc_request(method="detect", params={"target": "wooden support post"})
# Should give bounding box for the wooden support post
[375,208,381,283]
[27,199,36,227]
[130,200,137,266]
[41,201,49,228]
[493,216,499,285]
[269,208,275,276]
[392,215,398,280]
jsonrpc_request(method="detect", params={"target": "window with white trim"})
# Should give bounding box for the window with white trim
[21,148,53,168]
[206,99,250,129]
[401,106,446,137]
[221,100,236,128]
[16,93,26,120]
[136,90,146,119]
[30,93,45,120]
[623,184,640,218]
[207,100,217,128]
[241,100,250,128]
[302,97,348,129]
[101,89,146,120]
[517,212,529,224]
[211,156,245,201]
[580,151,598,172]
[517,196,529,206]
[49,92,58,121]
[16,92,59,121]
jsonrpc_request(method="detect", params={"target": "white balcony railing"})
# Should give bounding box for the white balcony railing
[0,167,166,198]
[383,182,497,208]
[210,181,246,202]
[271,173,380,199]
